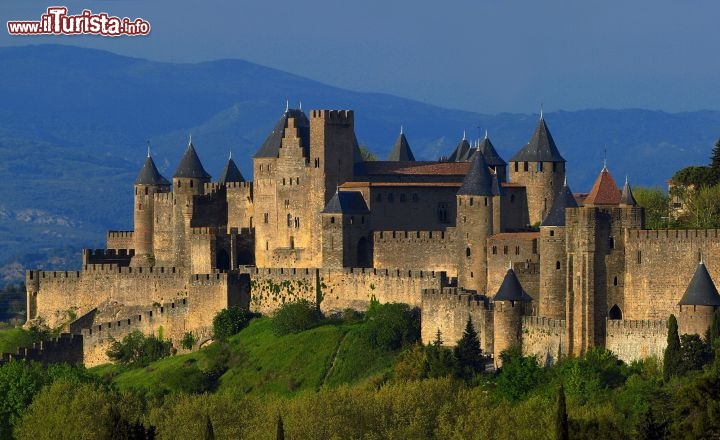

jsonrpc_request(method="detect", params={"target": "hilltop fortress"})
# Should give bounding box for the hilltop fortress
[22,108,720,367]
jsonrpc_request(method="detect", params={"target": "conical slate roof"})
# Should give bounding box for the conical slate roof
[494,267,533,302]
[457,149,494,196]
[218,157,245,184]
[173,142,211,179]
[448,136,470,162]
[678,262,720,306]
[135,155,170,186]
[321,191,370,215]
[542,179,578,226]
[478,135,506,166]
[620,176,637,206]
[510,117,566,163]
[387,132,416,161]
[254,109,310,158]
[584,167,621,206]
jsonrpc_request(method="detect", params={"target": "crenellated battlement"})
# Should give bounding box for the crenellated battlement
[627,228,720,243]
[81,298,189,340]
[107,231,133,239]
[310,109,354,123]
[421,287,488,308]
[153,192,175,203]
[190,226,219,236]
[82,248,134,266]
[606,318,667,331]
[523,316,566,329]
[374,230,450,243]
[0,333,83,365]
[205,181,253,192]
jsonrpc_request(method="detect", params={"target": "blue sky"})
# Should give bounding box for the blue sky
[2,0,719,113]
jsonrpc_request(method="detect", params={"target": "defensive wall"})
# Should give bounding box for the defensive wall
[82,248,134,266]
[81,299,196,367]
[624,228,720,321]
[107,231,134,250]
[605,319,667,363]
[244,266,446,316]
[26,266,247,330]
[521,316,566,366]
[372,230,457,275]
[420,288,493,354]
[487,232,540,300]
[0,333,83,365]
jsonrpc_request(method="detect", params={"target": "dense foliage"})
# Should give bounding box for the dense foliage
[271,299,322,335]
[212,306,255,341]
[106,330,172,367]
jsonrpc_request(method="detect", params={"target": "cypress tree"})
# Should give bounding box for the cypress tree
[710,138,720,183]
[556,384,568,440]
[663,314,681,381]
[454,316,484,378]
[203,414,215,440]
[433,328,443,346]
[276,415,285,440]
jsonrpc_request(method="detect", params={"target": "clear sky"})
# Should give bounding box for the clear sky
[2,0,718,113]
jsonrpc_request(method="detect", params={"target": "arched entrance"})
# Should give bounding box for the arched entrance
[608,304,622,320]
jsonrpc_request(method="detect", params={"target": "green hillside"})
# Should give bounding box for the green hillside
[92,317,398,397]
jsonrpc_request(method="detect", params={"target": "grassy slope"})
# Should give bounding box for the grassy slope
[92,317,399,397]
[0,327,34,354]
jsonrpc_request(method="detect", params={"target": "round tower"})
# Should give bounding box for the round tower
[456,150,494,292]
[539,178,577,319]
[133,149,170,262]
[492,266,532,367]
[321,190,371,268]
[677,260,720,336]
[508,114,566,225]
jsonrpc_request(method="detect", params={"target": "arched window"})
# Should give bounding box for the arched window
[613,276,618,286]
[609,305,622,320]
[466,247,471,258]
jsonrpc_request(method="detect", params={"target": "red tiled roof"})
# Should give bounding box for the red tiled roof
[363,161,470,176]
[584,168,621,206]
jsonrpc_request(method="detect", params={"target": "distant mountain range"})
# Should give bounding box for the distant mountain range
[1,44,718,283]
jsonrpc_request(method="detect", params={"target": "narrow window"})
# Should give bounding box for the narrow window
[537,162,543,172]
[287,214,292,227]
[550,230,555,237]
[515,246,520,255]
[556,261,561,270]
[331,216,335,224]
[492,246,497,255]
[523,162,529,171]
[514,162,519,172]
[637,251,642,264]
[503,246,508,255]
[613,276,618,286]
[466,247,471,258]
[189,180,193,188]
[470,197,474,206]
[264,213,269,224]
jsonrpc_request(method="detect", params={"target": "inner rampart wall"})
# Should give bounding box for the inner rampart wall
[372,230,457,276]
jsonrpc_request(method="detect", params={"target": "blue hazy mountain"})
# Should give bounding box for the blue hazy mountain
[1,44,718,282]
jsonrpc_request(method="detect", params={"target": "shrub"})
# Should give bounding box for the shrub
[181,332,197,350]
[106,330,172,367]
[362,299,420,351]
[271,299,322,335]
[212,306,255,341]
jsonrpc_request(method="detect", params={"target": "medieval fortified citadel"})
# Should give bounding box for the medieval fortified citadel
[17,108,720,367]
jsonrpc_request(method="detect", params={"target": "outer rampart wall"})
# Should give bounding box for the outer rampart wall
[624,229,720,320]
[107,231,134,250]
[522,316,566,366]
[605,319,667,363]
[420,288,493,353]
[245,267,445,316]
[0,333,83,365]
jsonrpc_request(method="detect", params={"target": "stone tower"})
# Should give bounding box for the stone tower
[492,266,532,367]
[456,150,495,292]
[132,150,170,266]
[172,140,211,268]
[677,260,720,336]
[538,178,577,319]
[321,190,372,268]
[508,114,566,225]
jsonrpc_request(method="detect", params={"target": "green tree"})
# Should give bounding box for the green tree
[362,301,420,350]
[496,345,543,402]
[423,345,459,378]
[212,306,255,340]
[432,328,443,346]
[686,185,720,228]
[709,138,720,183]
[106,330,172,366]
[181,331,197,350]
[663,315,681,381]
[679,333,711,373]
[637,406,666,440]
[203,414,215,440]
[454,317,484,379]
[271,299,322,335]
[633,186,670,229]
[556,384,568,440]
[358,145,377,161]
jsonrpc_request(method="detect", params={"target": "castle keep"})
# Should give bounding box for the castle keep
[23,107,720,366]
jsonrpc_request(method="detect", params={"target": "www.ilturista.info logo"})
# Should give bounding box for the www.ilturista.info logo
[7,7,150,36]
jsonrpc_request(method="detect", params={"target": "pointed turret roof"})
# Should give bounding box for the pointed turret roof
[321,190,370,215]
[494,267,533,302]
[478,135,506,167]
[448,134,470,162]
[620,176,637,206]
[135,154,170,186]
[387,131,416,161]
[678,261,720,306]
[218,156,245,184]
[173,141,211,179]
[457,149,494,196]
[510,116,566,163]
[491,170,502,197]
[254,109,310,158]
[584,166,621,206]
[542,179,579,226]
